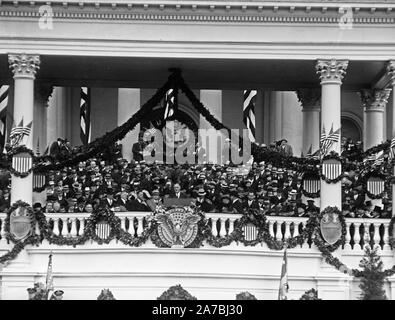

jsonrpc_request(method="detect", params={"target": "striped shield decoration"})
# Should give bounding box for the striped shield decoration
[95,220,111,240]
[33,173,46,189]
[12,152,33,175]
[303,178,320,193]
[321,159,341,180]
[367,177,385,196]
[243,223,258,241]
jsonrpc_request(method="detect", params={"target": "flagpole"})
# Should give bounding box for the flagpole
[45,251,54,300]
[278,243,289,300]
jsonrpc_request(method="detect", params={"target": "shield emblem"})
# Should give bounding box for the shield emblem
[367,177,385,196]
[321,159,341,180]
[12,152,33,174]
[243,223,258,241]
[95,220,111,240]
[320,212,342,245]
[10,206,34,240]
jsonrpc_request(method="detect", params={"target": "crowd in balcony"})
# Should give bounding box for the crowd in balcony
[0,136,391,219]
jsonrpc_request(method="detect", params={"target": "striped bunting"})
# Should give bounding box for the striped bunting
[243,90,257,142]
[80,87,91,146]
[367,178,385,196]
[243,223,258,241]
[33,173,46,189]
[390,137,395,161]
[12,153,33,174]
[95,221,110,240]
[0,85,9,152]
[303,179,320,193]
[164,88,176,120]
[322,161,341,180]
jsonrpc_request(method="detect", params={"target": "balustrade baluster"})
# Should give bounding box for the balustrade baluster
[79,218,85,236]
[344,223,352,250]
[292,222,299,238]
[211,218,217,237]
[219,218,226,237]
[382,223,391,251]
[274,222,279,241]
[283,221,291,239]
[52,218,60,236]
[61,217,69,236]
[353,223,362,250]
[35,221,40,236]
[120,216,127,231]
[0,216,5,240]
[373,223,381,249]
[136,217,143,236]
[69,218,77,236]
[228,218,236,235]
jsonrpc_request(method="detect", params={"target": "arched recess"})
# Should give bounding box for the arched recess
[341,112,363,142]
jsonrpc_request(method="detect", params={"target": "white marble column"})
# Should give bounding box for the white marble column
[8,53,40,205]
[316,59,348,211]
[386,61,395,217]
[360,89,391,150]
[297,88,321,155]
[118,88,140,161]
[199,90,222,164]
[33,83,53,155]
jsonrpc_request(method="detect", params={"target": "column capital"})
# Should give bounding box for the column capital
[8,53,40,79]
[315,59,349,85]
[296,88,321,110]
[386,60,395,86]
[360,88,392,112]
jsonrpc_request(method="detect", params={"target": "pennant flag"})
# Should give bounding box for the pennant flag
[278,248,289,300]
[306,144,312,156]
[372,150,385,167]
[45,252,54,300]
[36,138,40,156]
[164,88,176,120]
[80,87,91,146]
[243,90,257,142]
[0,85,9,152]
[43,145,49,156]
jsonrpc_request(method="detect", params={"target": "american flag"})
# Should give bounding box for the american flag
[372,150,385,167]
[278,248,289,300]
[243,90,257,142]
[320,124,340,157]
[80,87,91,146]
[164,88,176,120]
[45,252,54,300]
[0,85,9,152]
[389,137,395,161]
[9,118,32,148]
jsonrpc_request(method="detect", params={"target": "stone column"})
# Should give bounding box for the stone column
[316,59,348,210]
[199,90,222,164]
[296,88,321,155]
[386,61,395,217]
[8,54,40,205]
[118,88,140,161]
[33,83,53,155]
[360,89,391,150]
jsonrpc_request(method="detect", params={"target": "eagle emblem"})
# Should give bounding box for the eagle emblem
[9,203,34,241]
[155,207,200,248]
[320,211,342,245]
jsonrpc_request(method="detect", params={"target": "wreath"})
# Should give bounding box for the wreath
[313,206,346,253]
[319,152,344,184]
[5,200,36,244]
[7,147,35,178]
[356,171,389,200]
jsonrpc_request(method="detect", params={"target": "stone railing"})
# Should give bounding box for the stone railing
[0,212,392,250]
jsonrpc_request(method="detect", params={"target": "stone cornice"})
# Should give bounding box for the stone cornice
[0,1,395,24]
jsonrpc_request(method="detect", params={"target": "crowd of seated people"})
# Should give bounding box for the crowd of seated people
[0,137,392,219]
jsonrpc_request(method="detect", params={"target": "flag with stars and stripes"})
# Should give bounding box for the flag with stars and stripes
[164,88,176,120]
[0,85,9,152]
[80,87,91,146]
[278,248,289,300]
[243,90,257,142]
[9,118,32,148]
[320,124,340,157]
[389,137,395,161]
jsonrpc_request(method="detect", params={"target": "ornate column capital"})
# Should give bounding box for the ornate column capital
[34,83,54,107]
[386,60,395,87]
[315,59,349,85]
[8,53,40,79]
[360,88,392,112]
[296,88,321,110]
